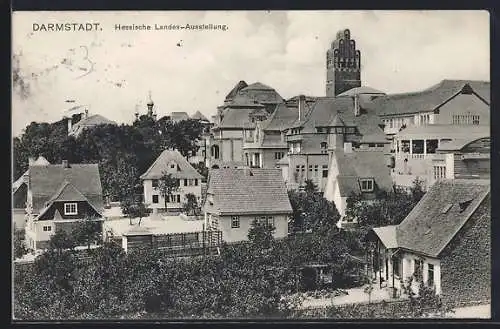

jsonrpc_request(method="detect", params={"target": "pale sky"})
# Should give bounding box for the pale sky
[12,10,490,136]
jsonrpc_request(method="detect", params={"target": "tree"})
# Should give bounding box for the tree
[13,230,29,259]
[303,179,318,195]
[72,216,103,250]
[158,171,179,213]
[121,199,151,225]
[49,229,76,251]
[288,189,340,233]
[182,193,200,216]
[248,219,276,250]
[402,277,453,318]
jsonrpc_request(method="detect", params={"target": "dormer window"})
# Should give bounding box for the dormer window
[317,127,324,133]
[64,202,78,215]
[360,179,374,192]
[459,199,473,213]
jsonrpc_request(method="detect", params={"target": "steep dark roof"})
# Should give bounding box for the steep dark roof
[332,151,393,197]
[367,80,490,116]
[216,108,256,129]
[237,82,284,105]
[224,80,248,101]
[337,86,386,97]
[191,110,209,122]
[373,180,490,258]
[292,97,387,143]
[205,168,292,215]
[29,163,103,214]
[140,149,203,180]
[262,103,299,131]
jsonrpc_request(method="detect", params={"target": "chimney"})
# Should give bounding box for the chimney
[84,108,89,119]
[62,160,70,168]
[298,95,306,121]
[344,142,353,153]
[354,95,360,117]
[67,117,72,133]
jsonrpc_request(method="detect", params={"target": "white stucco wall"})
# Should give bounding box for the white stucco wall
[218,214,289,243]
[143,179,202,210]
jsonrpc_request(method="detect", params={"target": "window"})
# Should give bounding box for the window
[194,179,198,186]
[414,260,423,281]
[433,165,446,180]
[376,144,384,147]
[368,143,375,147]
[177,195,181,203]
[152,195,159,204]
[309,165,313,172]
[184,179,188,186]
[345,127,356,134]
[473,115,480,125]
[152,179,159,188]
[317,127,324,133]
[231,216,240,228]
[427,264,434,287]
[43,226,52,232]
[360,179,374,192]
[274,152,284,160]
[64,202,78,215]
[322,165,328,178]
[320,142,328,154]
[453,113,480,125]
[171,164,176,169]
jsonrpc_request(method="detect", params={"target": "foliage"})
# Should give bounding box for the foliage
[288,187,340,234]
[121,199,151,225]
[13,117,204,202]
[247,219,276,250]
[182,193,200,216]
[72,216,103,250]
[402,277,454,318]
[158,172,179,212]
[13,230,30,259]
[49,230,76,251]
[192,162,209,181]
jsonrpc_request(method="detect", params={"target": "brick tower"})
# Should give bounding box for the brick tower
[326,29,361,97]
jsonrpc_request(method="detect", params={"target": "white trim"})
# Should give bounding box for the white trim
[64,202,78,215]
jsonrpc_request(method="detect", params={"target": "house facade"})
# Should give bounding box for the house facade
[205,81,284,169]
[23,160,105,250]
[323,147,393,223]
[369,179,490,305]
[279,95,390,193]
[203,168,292,243]
[141,149,203,213]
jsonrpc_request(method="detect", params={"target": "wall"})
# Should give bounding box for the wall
[434,94,489,125]
[219,214,289,243]
[13,208,26,231]
[439,194,490,305]
[143,179,202,211]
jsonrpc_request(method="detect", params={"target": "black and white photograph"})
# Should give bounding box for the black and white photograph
[11,10,491,320]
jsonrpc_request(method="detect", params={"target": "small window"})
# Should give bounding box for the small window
[368,143,376,147]
[171,164,176,169]
[322,170,328,178]
[194,179,198,186]
[267,216,274,227]
[152,195,159,204]
[176,195,181,203]
[64,202,78,215]
[43,226,52,232]
[360,179,374,192]
[152,179,159,188]
[376,144,384,147]
[427,264,434,287]
[231,216,240,228]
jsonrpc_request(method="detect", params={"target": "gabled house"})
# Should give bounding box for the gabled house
[206,81,284,169]
[12,156,51,231]
[140,149,203,213]
[281,95,390,192]
[203,168,292,243]
[24,160,105,250]
[68,111,117,137]
[324,148,393,222]
[243,103,299,169]
[369,179,490,306]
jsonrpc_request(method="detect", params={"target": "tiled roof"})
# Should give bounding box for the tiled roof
[216,108,256,129]
[367,79,490,116]
[241,82,275,91]
[438,136,490,152]
[332,151,393,197]
[395,124,489,140]
[29,163,103,214]
[237,82,284,105]
[226,94,265,108]
[38,181,103,219]
[70,114,116,136]
[205,168,292,215]
[170,112,190,122]
[337,86,386,97]
[294,97,386,143]
[225,80,248,101]
[140,149,203,180]
[373,225,398,249]
[191,111,209,122]
[261,103,299,131]
[395,179,490,257]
